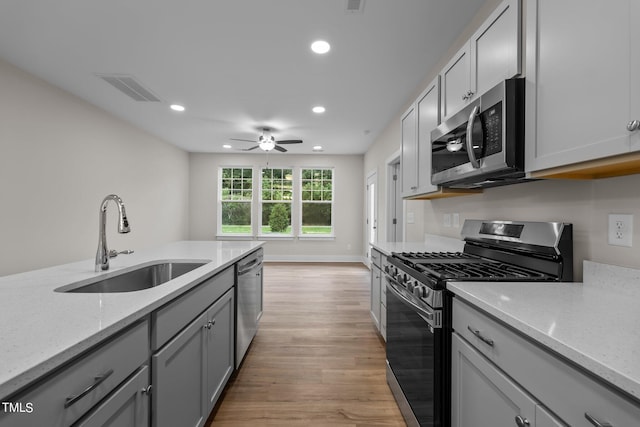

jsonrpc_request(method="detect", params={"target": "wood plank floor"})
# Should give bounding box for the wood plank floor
[206,262,406,427]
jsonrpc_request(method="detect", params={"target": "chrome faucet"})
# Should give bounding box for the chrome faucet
[95,194,131,272]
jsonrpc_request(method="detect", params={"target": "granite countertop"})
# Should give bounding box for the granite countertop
[0,240,263,399]
[371,234,464,256]
[448,260,640,402]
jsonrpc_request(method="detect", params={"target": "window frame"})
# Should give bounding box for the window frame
[298,167,335,239]
[258,166,295,238]
[217,166,255,238]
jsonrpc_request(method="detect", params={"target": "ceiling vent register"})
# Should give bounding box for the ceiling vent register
[346,0,365,13]
[96,73,161,102]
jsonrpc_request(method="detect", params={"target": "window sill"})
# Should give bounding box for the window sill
[216,235,255,241]
[298,235,335,241]
[257,234,294,240]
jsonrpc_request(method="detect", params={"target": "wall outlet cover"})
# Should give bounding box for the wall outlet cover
[444,213,451,227]
[608,214,633,247]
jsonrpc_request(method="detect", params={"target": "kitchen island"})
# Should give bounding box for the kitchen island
[0,240,263,410]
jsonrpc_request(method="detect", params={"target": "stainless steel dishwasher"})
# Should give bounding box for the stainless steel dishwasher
[235,248,263,368]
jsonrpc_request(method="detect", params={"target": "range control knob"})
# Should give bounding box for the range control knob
[414,285,427,298]
[407,281,415,292]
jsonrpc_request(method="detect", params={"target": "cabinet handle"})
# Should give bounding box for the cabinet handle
[627,120,640,132]
[514,415,530,427]
[467,325,494,347]
[467,90,475,97]
[462,94,468,101]
[585,413,613,427]
[64,369,114,408]
[204,319,216,330]
[141,385,152,395]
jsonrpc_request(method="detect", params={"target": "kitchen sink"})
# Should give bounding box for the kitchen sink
[56,260,210,293]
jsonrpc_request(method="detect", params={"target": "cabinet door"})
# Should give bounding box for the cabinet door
[153,311,208,427]
[370,266,381,330]
[76,366,150,427]
[416,77,440,194]
[205,289,235,412]
[470,0,521,97]
[441,45,470,121]
[401,105,418,196]
[526,0,630,172]
[451,333,536,427]
[535,405,567,427]
[630,0,640,151]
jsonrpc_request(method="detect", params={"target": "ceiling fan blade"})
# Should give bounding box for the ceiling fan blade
[275,140,303,144]
[273,145,287,152]
[230,138,257,143]
[241,145,260,151]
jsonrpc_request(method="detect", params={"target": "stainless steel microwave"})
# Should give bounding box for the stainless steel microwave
[430,78,526,189]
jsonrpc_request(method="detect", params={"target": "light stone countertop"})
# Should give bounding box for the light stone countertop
[0,240,263,400]
[371,234,464,256]
[448,260,640,402]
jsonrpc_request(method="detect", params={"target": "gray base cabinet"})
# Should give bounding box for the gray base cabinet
[76,366,150,427]
[152,288,234,427]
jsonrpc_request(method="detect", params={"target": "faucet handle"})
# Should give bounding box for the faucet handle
[108,249,134,258]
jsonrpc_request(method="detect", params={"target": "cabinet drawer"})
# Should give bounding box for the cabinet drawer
[0,320,148,427]
[152,266,234,350]
[453,298,640,427]
[370,248,382,269]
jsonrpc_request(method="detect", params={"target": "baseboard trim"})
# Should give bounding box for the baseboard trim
[263,255,367,264]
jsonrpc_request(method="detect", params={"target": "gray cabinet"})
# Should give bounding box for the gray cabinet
[76,366,150,427]
[0,320,149,427]
[441,0,521,122]
[400,105,418,197]
[152,288,234,427]
[369,248,382,331]
[452,297,640,427]
[452,333,540,427]
[525,0,640,174]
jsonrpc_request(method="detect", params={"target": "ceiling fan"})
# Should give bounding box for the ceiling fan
[231,128,303,152]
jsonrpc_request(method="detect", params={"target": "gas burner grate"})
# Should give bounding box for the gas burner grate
[418,261,548,280]
[398,251,476,260]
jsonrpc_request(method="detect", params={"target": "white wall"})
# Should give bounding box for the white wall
[0,59,190,277]
[189,152,364,261]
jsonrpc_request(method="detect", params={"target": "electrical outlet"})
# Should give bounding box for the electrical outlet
[452,213,460,228]
[444,213,451,227]
[608,214,633,247]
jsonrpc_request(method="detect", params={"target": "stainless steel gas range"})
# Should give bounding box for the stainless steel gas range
[384,220,573,427]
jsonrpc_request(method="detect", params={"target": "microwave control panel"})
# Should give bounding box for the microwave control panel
[482,101,502,156]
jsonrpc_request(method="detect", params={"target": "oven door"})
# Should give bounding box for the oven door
[385,277,446,427]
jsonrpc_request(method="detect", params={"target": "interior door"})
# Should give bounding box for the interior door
[366,172,378,253]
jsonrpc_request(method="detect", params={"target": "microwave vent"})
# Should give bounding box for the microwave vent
[96,73,161,102]
[346,0,365,13]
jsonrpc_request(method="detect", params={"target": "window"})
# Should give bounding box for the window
[219,167,253,235]
[260,167,293,236]
[301,168,333,236]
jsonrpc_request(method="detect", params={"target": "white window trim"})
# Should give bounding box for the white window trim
[257,166,295,239]
[298,166,335,239]
[217,166,255,238]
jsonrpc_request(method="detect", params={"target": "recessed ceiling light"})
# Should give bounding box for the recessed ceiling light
[223,144,232,149]
[313,145,324,151]
[311,40,331,54]
[170,104,185,112]
[312,106,326,114]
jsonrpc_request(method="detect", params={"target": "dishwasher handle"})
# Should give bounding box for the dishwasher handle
[238,258,262,275]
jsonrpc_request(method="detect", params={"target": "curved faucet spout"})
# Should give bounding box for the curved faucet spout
[96,194,131,272]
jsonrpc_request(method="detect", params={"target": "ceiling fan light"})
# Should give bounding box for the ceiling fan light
[312,106,326,114]
[258,135,276,151]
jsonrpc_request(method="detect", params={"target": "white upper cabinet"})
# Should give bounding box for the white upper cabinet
[400,104,417,197]
[526,0,637,173]
[630,0,640,152]
[416,77,440,195]
[441,0,521,122]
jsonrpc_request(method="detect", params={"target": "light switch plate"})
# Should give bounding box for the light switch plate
[444,213,451,227]
[608,214,633,247]
[452,213,460,228]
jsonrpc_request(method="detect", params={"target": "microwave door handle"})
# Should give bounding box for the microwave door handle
[466,105,481,169]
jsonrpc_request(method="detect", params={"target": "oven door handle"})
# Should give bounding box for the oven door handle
[465,104,481,169]
[386,280,440,329]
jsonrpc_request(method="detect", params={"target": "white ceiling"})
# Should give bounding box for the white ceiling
[0,0,486,155]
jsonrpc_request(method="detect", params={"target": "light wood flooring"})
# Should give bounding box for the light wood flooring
[206,262,406,427]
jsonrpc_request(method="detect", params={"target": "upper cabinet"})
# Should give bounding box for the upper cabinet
[402,77,440,198]
[441,0,522,122]
[526,0,640,177]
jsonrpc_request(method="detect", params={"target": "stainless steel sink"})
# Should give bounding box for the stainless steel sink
[56,261,209,293]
